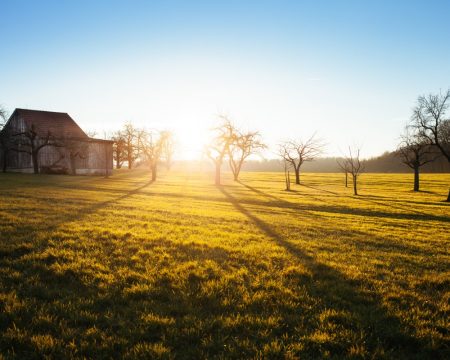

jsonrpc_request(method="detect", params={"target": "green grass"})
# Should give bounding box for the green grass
[0,170,449,359]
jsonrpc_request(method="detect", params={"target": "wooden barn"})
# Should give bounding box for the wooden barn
[0,109,113,175]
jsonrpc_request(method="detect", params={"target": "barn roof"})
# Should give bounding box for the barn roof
[9,108,89,139]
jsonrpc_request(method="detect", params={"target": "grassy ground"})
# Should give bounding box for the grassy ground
[0,170,449,359]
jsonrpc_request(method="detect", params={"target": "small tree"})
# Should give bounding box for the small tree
[283,159,291,191]
[342,147,364,195]
[279,134,324,185]
[228,129,266,181]
[206,117,235,185]
[12,124,59,174]
[412,89,450,201]
[141,130,169,181]
[336,158,350,188]
[397,127,438,192]
[59,138,90,175]
[111,131,126,169]
[0,106,7,125]
[122,123,141,169]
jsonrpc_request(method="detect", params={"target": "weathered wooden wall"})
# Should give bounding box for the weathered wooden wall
[1,114,113,175]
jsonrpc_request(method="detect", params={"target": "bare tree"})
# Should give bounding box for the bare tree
[58,138,90,175]
[283,159,291,191]
[397,127,439,192]
[205,117,235,185]
[12,124,60,174]
[336,158,350,188]
[279,134,324,185]
[342,147,364,195]
[439,119,450,146]
[140,129,169,181]
[411,89,450,201]
[111,131,126,169]
[122,123,141,169]
[0,106,7,124]
[228,129,266,181]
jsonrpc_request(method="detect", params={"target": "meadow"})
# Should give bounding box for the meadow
[0,170,448,359]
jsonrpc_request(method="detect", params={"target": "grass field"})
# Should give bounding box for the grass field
[0,170,449,359]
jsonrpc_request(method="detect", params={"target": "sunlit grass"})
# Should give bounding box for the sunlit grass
[0,170,449,359]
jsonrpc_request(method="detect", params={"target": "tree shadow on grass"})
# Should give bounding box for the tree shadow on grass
[0,180,155,254]
[301,184,341,196]
[78,179,155,214]
[277,184,449,223]
[302,183,449,214]
[216,185,439,358]
[351,194,447,217]
[237,183,446,259]
[237,181,286,202]
[233,182,450,224]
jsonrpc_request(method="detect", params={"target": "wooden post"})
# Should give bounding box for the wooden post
[104,141,109,178]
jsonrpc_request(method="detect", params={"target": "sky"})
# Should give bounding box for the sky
[1,0,450,160]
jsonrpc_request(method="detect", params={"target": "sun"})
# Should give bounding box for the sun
[174,123,211,160]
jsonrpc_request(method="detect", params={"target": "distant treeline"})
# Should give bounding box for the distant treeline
[183,151,449,173]
[240,151,449,173]
[360,151,449,173]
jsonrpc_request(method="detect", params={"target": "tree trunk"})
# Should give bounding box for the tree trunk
[104,146,110,178]
[345,172,348,187]
[215,162,221,185]
[32,151,39,174]
[353,175,358,195]
[233,166,240,181]
[127,142,133,169]
[295,168,300,185]
[233,161,243,181]
[286,171,291,191]
[127,149,132,169]
[447,189,450,202]
[151,164,157,181]
[413,166,419,192]
[229,159,238,181]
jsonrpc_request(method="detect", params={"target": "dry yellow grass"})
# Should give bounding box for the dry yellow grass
[0,170,449,359]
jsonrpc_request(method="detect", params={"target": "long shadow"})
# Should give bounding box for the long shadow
[302,183,449,215]
[230,183,450,223]
[217,185,436,358]
[4,182,450,231]
[126,188,449,223]
[352,194,446,217]
[302,184,340,196]
[79,180,155,213]
[368,196,449,208]
[236,183,446,257]
[278,183,450,223]
[0,180,155,244]
[237,181,283,202]
[2,179,447,255]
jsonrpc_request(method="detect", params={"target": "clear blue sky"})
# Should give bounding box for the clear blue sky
[1,0,449,159]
